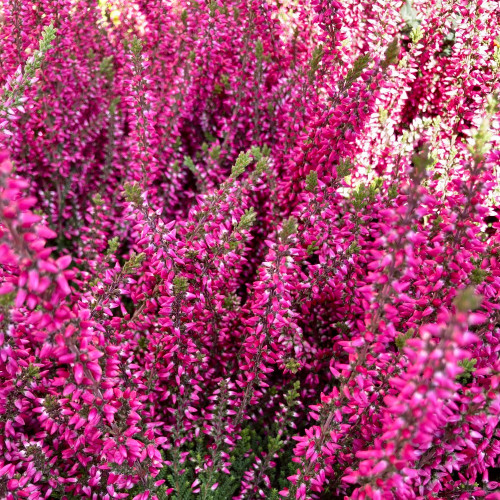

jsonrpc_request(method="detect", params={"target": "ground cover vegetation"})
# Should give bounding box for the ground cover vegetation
[1,0,500,498]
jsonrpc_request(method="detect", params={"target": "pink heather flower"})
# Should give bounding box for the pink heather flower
[0,0,499,498]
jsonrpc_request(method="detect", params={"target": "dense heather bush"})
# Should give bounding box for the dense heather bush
[1,0,500,498]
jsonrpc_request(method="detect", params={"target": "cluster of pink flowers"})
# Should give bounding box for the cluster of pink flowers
[1,0,500,498]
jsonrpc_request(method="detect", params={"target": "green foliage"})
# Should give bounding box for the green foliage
[207,0,228,17]
[106,237,120,256]
[379,107,388,126]
[432,215,443,231]
[255,158,267,176]
[173,276,189,295]
[209,144,221,161]
[457,359,477,384]
[352,178,383,210]
[156,428,261,500]
[224,293,240,311]
[137,335,149,352]
[109,96,120,114]
[124,182,143,205]
[285,359,300,374]
[411,144,435,175]
[306,242,319,255]
[99,56,115,81]
[181,9,188,26]
[129,382,304,500]
[43,395,59,412]
[204,129,218,143]
[305,170,318,192]
[470,267,489,285]
[468,94,497,163]
[388,183,398,199]
[255,150,270,176]
[401,0,420,32]
[1,23,56,117]
[250,145,264,161]
[335,322,350,334]
[123,182,142,205]
[410,25,423,44]
[0,291,16,308]
[184,156,197,174]
[231,151,253,178]
[280,217,298,242]
[236,207,257,231]
[215,429,261,498]
[346,240,360,256]
[275,446,298,493]
[209,0,217,17]
[486,93,499,115]
[92,193,104,206]
[381,37,400,69]
[395,328,414,350]
[255,40,264,61]
[337,158,353,178]
[21,363,41,381]
[131,36,143,56]
[39,23,57,53]
[285,381,300,406]
[123,252,146,272]
[454,287,482,312]
[494,37,500,70]
[437,29,456,58]
[345,54,371,87]
[308,45,324,83]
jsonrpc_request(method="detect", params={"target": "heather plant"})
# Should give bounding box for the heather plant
[0,0,500,499]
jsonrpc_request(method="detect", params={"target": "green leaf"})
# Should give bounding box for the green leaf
[231,151,253,178]
[280,217,298,242]
[173,276,189,295]
[236,207,257,231]
[345,54,371,86]
[454,287,482,312]
[305,170,318,192]
[401,0,420,29]
[381,37,400,69]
